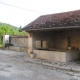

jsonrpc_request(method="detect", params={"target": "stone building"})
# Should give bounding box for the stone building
[21,10,80,62]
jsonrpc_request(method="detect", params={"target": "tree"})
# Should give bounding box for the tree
[19,25,22,30]
[0,22,27,47]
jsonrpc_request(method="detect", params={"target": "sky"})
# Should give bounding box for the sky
[0,0,80,28]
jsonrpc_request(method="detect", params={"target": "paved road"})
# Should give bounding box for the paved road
[0,50,75,80]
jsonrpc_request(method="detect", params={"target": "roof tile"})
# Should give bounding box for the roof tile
[22,10,80,31]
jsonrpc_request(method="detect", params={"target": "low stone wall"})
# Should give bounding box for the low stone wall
[10,36,28,47]
[6,46,28,53]
[66,51,80,62]
[33,50,80,62]
[5,36,28,53]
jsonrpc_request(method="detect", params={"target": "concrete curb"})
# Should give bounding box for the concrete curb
[25,58,80,73]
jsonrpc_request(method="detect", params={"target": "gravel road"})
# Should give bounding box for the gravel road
[0,50,75,80]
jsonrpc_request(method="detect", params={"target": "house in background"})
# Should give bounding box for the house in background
[21,10,80,62]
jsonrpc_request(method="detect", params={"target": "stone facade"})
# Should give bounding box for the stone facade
[27,29,80,62]
[32,30,80,50]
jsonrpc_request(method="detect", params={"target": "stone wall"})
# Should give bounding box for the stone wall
[10,36,28,47]
[28,30,80,62]
[33,50,80,62]
[32,29,80,50]
[6,36,28,52]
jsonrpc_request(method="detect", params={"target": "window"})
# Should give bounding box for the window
[36,40,47,49]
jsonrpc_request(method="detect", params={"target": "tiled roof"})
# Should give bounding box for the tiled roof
[22,10,80,31]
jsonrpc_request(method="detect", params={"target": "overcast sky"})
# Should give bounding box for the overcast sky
[0,0,80,27]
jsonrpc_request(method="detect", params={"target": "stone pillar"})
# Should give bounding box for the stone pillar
[3,35,9,48]
[27,32,34,56]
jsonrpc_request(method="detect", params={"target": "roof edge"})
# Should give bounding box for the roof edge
[23,26,80,31]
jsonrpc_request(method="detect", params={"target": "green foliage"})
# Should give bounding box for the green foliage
[0,44,2,48]
[0,22,27,37]
[0,22,27,48]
